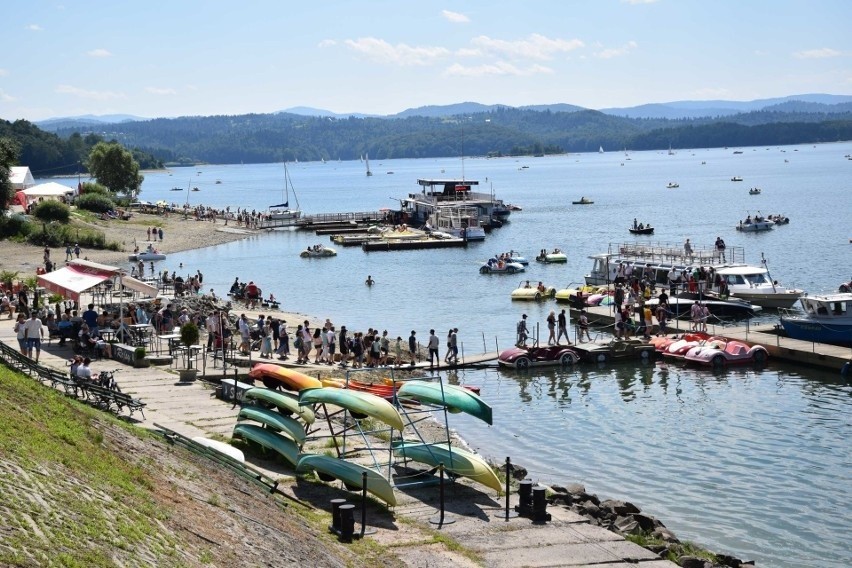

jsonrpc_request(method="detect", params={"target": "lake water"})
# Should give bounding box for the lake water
[49,143,852,567]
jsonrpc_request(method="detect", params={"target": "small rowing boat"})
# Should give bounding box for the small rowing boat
[397,380,492,425]
[298,387,405,431]
[243,387,316,424]
[232,423,300,466]
[296,454,396,506]
[248,363,323,391]
[393,441,502,492]
[237,406,306,445]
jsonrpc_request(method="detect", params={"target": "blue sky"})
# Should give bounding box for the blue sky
[2,1,850,121]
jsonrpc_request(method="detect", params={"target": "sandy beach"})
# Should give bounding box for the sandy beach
[0,211,256,275]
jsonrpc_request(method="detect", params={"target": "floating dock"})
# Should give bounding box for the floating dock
[362,238,467,252]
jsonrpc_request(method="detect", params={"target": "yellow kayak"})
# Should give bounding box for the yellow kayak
[299,387,404,431]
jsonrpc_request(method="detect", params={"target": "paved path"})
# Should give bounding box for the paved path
[0,325,675,567]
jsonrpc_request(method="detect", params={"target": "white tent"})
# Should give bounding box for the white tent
[10,166,35,190]
[21,181,76,199]
[38,259,158,302]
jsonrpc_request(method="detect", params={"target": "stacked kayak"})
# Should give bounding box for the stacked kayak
[296,454,396,506]
[243,387,316,425]
[393,441,501,493]
[299,387,405,431]
[248,363,322,391]
[397,380,492,425]
[232,423,300,467]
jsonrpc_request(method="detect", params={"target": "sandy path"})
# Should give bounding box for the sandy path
[0,212,256,276]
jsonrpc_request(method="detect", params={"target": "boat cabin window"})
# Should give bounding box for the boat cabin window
[817,306,829,315]
[832,302,847,315]
[725,274,747,285]
[744,273,769,285]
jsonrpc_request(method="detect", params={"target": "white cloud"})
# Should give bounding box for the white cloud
[26,24,43,31]
[445,61,553,77]
[55,84,125,101]
[468,34,584,61]
[793,48,841,59]
[594,41,637,59]
[318,39,337,48]
[442,10,469,23]
[86,48,112,58]
[145,87,177,95]
[0,89,16,102]
[344,37,450,66]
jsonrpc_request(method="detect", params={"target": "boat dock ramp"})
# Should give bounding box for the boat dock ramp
[362,236,467,252]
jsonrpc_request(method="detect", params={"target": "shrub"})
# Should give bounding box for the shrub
[0,214,31,239]
[26,223,121,251]
[75,193,116,214]
[80,182,111,196]
[33,200,71,223]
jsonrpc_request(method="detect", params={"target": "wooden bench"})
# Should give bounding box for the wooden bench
[48,369,81,397]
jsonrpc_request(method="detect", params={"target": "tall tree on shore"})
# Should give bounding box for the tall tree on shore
[0,137,20,213]
[86,141,144,196]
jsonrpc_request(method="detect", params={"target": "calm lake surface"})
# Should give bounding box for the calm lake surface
[53,143,852,567]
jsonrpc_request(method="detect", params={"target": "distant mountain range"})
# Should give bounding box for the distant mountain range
[34,93,852,130]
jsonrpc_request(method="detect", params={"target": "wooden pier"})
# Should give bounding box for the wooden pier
[362,237,467,252]
[259,210,387,231]
[576,303,851,371]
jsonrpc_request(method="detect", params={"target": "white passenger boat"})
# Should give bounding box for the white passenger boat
[267,162,301,223]
[583,242,799,309]
[427,205,486,241]
[128,244,166,262]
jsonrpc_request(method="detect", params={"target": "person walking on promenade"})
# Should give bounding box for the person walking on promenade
[444,329,453,363]
[683,238,693,260]
[546,310,557,345]
[516,314,529,347]
[428,329,440,369]
[394,337,403,368]
[146,227,151,241]
[65,244,73,261]
[655,304,668,337]
[408,330,417,366]
[158,227,164,241]
[556,309,571,345]
[238,313,251,355]
[74,243,81,258]
[448,328,458,365]
[577,310,592,343]
[23,311,44,362]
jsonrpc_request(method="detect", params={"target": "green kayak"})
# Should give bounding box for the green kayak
[296,454,396,506]
[244,387,316,425]
[397,381,493,425]
[299,387,404,431]
[232,423,299,467]
[237,406,306,446]
[393,441,502,493]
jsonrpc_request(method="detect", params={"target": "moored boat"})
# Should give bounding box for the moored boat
[715,263,802,308]
[128,244,166,262]
[779,292,852,347]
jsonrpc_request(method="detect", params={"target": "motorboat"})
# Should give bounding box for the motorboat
[511,281,556,301]
[666,182,679,188]
[401,178,512,229]
[535,249,568,263]
[128,244,166,262]
[731,176,744,182]
[768,214,789,225]
[426,205,486,241]
[479,259,525,275]
[715,264,802,308]
[572,197,594,205]
[736,215,774,232]
[749,187,761,195]
[649,292,762,319]
[300,244,337,258]
[628,221,654,235]
[779,292,852,346]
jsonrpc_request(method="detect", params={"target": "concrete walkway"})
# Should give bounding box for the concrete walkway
[0,325,676,567]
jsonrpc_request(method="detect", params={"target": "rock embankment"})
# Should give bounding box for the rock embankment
[546,483,755,568]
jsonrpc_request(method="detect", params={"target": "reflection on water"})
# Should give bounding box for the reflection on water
[448,363,851,568]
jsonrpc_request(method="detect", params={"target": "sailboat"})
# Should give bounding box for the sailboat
[365,153,373,177]
[267,162,302,223]
[668,144,675,156]
[598,145,604,154]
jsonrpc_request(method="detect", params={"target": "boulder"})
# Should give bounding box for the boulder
[600,499,641,516]
[678,557,711,568]
[633,512,658,532]
[499,462,528,480]
[614,515,641,535]
[652,526,680,543]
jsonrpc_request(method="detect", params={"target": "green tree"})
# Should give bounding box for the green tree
[0,137,20,214]
[86,142,144,196]
[33,200,71,223]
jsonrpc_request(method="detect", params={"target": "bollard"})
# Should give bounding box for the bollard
[329,498,348,533]
[532,486,551,523]
[515,479,534,517]
[338,504,356,542]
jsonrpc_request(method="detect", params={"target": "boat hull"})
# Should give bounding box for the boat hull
[248,363,323,391]
[237,407,306,445]
[243,387,316,424]
[780,318,852,347]
[296,454,396,506]
[729,290,802,309]
[393,442,502,493]
[397,380,492,425]
[298,387,405,431]
[192,436,245,462]
[232,423,300,466]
